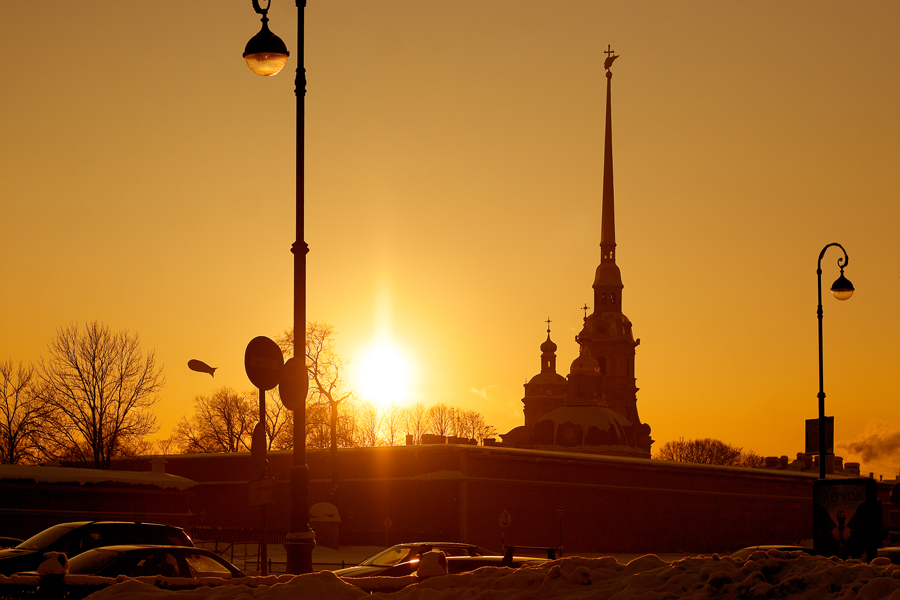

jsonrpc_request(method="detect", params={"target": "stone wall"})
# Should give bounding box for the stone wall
[110,445,896,554]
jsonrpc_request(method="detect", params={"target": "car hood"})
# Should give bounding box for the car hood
[332,565,392,578]
[0,549,40,576]
[0,548,35,559]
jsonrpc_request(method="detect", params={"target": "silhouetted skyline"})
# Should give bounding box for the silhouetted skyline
[1,1,898,477]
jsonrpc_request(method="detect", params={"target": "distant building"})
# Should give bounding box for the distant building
[501,53,652,457]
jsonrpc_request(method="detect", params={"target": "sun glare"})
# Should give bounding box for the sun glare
[357,341,413,407]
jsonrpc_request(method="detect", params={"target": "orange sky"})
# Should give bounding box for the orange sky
[2,1,899,477]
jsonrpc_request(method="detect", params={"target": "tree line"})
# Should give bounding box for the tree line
[1,321,497,468]
[654,437,766,467]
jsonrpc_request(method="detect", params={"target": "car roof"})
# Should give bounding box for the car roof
[79,545,205,552]
[52,521,183,529]
[396,542,480,547]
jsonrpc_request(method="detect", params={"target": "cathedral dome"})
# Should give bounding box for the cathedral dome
[529,405,648,457]
[569,352,599,375]
[540,335,557,354]
[527,371,567,387]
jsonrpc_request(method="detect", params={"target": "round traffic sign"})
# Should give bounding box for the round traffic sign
[245,336,284,391]
[279,356,309,411]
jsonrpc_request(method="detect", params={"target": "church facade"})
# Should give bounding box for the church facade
[501,52,653,458]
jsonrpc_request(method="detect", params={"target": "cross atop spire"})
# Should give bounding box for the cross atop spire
[581,304,590,320]
[604,44,619,71]
[545,317,552,334]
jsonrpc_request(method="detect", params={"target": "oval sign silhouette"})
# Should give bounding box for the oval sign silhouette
[279,356,308,411]
[245,336,284,391]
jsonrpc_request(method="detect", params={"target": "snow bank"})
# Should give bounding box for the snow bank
[0,465,196,490]
[67,550,900,599]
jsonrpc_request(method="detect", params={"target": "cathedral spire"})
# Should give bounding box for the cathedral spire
[600,44,618,264]
[593,45,624,311]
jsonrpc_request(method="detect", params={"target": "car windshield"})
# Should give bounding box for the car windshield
[185,552,234,578]
[360,546,415,567]
[15,524,79,551]
[68,549,123,574]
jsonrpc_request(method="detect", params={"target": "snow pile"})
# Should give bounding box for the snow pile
[416,550,448,577]
[0,464,196,490]
[66,550,900,599]
[37,552,68,575]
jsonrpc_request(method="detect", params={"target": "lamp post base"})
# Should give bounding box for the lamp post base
[284,530,316,574]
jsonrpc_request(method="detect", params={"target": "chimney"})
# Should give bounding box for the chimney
[150,456,167,474]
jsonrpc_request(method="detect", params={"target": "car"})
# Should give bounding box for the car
[332,542,495,577]
[58,545,243,579]
[0,521,193,576]
[877,547,900,564]
[372,554,550,577]
[730,545,814,560]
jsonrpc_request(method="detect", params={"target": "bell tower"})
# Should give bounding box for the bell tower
[582,47,652,453]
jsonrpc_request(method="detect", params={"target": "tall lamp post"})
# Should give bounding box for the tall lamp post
[243,0,315,573]
[816,243,854,479]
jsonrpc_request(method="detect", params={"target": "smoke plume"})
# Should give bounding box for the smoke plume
[837,420,900,478]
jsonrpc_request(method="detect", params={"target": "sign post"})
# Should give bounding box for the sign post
[813,478,881,560]
[498,509,511,550]
[245,336,284,576]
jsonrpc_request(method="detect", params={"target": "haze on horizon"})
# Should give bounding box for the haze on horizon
[1,2,898,477]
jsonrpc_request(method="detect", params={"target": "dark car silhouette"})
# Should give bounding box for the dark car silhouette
[0,521,192,576]
[332,542,494,577]
[373,554,549,577]
[62,545,242,579]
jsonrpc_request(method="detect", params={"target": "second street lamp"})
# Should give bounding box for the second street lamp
[816,243,854,479]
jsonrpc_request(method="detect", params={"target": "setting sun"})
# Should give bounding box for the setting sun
[356,340,414,407]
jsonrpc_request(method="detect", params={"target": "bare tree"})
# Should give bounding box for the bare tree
[740,449,766,468]
[277,322,356,502]
[264,388,293,450]
[355,400,381,447]
[173,387,256,453]
[276,323,356,453]
[457,409,497,444]
[426,403,453,437]
[36,322,163,469]
[403,402,428,444]
[656,437,761,467]
[379,404,405,446]
[1,360,52,464]
[155,436,177,455]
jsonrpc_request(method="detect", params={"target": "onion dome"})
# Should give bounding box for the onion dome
[540,334,557,354]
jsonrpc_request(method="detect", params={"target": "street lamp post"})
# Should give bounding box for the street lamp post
[816,243,854,479]
[243,0,315,573]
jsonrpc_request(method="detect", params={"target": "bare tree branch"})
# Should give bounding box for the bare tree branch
[36,322,162,468]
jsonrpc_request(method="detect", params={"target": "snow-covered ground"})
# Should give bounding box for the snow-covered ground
[47,549,900,599]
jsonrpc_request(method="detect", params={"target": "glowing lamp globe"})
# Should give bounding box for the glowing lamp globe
[243,22,289,76]
[830,273,854,301]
